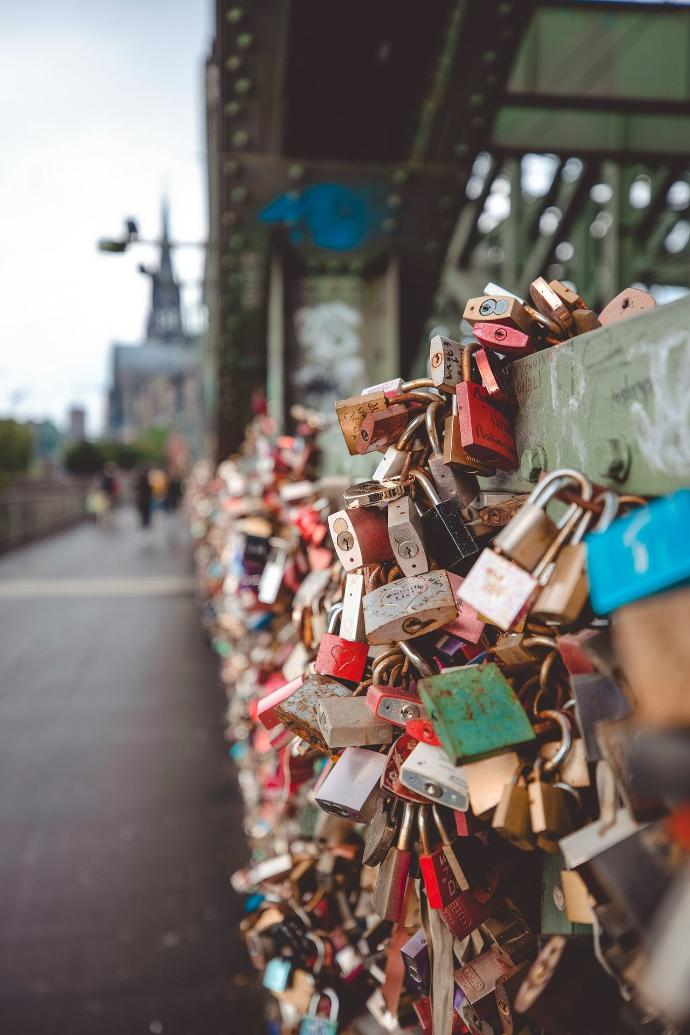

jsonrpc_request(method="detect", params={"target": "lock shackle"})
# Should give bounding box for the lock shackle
[398,640,437,678]
[591,489,619,533]
[397,410,427,451]
[425,398,444,457]
[307,987,339,1021]
[431,804,453,846]
[521,635,557,652]
[401,377,435,392]
[305,933,326,974]
[326,602,343,634]
[537,709,572,771]
[529,469,593,508]
[410,468,442,508]
[461,343,479,384]
[398,801,416,850]
[418,805,432,855]
[524,301,562,336]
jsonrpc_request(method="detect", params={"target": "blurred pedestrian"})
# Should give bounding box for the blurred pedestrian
[99,462,119,527]
[135,466,153,530]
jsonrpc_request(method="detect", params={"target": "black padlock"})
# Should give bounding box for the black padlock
[412,468,480,575]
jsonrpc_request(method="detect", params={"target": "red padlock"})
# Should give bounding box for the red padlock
[366,684,423,726]
[315,605,368,684]
[474,348,516,414]
[257,676,303,730]
[381,734,429,803]
[455,346,518,472]
[405,718,441,747]
[418,806,464,909]
[473,321,535,358]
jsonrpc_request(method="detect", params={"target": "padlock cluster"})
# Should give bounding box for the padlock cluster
[190,279,690,1035]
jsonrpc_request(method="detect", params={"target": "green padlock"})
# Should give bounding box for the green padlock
[299,988,339,1035]
[418,662,535,765]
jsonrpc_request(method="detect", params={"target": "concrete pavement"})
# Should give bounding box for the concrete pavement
[0,509,264,1035]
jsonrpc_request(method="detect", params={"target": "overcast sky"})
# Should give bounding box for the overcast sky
[0,0,212,436]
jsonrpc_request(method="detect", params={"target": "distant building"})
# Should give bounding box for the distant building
[106,201,203,458]
[67,406,86,442]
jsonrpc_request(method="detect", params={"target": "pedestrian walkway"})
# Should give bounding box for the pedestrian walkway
[0,509,264,1035]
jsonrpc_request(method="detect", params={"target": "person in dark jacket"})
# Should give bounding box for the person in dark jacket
[135,466,153,529]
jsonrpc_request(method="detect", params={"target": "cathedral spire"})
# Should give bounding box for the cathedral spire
[141,197,186,342]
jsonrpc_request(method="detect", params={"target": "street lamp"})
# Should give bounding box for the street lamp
[97,217,207,253]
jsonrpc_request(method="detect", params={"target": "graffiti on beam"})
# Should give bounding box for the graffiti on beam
[259,183,381,251]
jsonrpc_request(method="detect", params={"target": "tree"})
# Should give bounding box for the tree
[64,440,105,476]
[0,420,33,475]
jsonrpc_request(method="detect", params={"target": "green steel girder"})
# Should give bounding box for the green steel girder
[483,296,690,498]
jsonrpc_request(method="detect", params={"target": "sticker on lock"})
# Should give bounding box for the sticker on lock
[363,570,458,644]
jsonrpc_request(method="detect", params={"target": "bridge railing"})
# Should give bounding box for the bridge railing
[0,480,90,553]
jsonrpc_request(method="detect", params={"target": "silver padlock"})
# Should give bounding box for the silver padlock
[363,569,458,644]
[373,801,416,921]
[340,572,366,641]
[314,747,387,822]
[387,495,429,577]
[316,695,394,749]
[399,740,470,811]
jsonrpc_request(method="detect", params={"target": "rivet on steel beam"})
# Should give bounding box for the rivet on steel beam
[497,2,513,15]
[224,100,243,118]
[425,240,440,255]
[223,160,242,177]
[226,7,244,24]
[234,78,252,96]
[520,446,547,484]
[221,211,238,227]
[230,186,248,204]
[454,142,470,158]
[382,218,397,233]
[392,168,408,187]
[439,195,454,211]
[288,163,305,181]
[483,51,497,64]
[225,55,243,72]
[236,32,254,50]
[229,233,246,250]
[469,93,484,109]
[232,130,250,148]
[471,115,486,128]
[386,194,402,209]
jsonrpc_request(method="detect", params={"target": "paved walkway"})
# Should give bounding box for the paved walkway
[0,509,264,1035]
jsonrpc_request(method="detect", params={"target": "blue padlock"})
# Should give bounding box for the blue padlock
[585,490,690,614]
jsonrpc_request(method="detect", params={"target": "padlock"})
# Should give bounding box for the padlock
[343,478,407,510]
[455,346,518,471]
[299,988,339,1035]
[335,391,389,454]
[571,308,602,335]
[418,663,535,765]
[459,473,593,631]
[474,348,516,413]
[274,673,353,751]
[531,489,618,625]
[494,469,593,572]
[387,494,430,577]
[362,794,401,866]
[455,950,513,1007]
[472,321,535,359]
[426,396,483,508]
[442,571,486,644]
[442,396,495,475]
[327,506,394,571]
[598,286,656,325]
[372,801,416,921]
[355,404,409,454]
[463,294,536,336]
[314,604,368,684]
[548,279,587,312]
[401,928,430,993]
[418,805,463,909]
[529,276,575,335]
[540,852,592,935]
[399,740,469,812]
[257,537,291,604]
[363,569,458,644]
[528,760,578,855]
[362,376,404,397]
[492,765,535,851]
[379,733,430,805]
[429,334,464,393]
[257,675,304,730]
[340,572,366,641]
[314,746,387,822]
[585,490,689,614]
[412,468,480,574]
[366,683,423,726]
[569,671,630,762]
[476,492,530,529]
[316,695,394,749]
